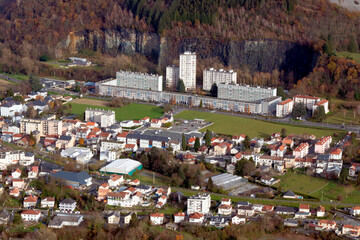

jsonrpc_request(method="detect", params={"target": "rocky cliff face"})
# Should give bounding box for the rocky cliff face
[59,28,318,80]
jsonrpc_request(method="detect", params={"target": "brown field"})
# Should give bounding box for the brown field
[0,78,15,91]
[71,98,109,107]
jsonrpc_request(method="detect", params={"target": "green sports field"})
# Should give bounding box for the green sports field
[69,102,164,121]
[175,110,346,139]
[276,171,360,204]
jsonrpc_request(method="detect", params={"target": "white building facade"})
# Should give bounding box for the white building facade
[276,99,294,118]
[203,68,236,91]
[115,70,163,92]
[218,83,277,102]
[166,65,179,89]
[85,108,116,128]
[187,194,211,214]
[179,52,196,91]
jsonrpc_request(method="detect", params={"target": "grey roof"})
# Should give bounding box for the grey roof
[40,162,63,173]
[317,154,331,161]
[59,135,72,141]
[31,100,47,106]
[51,171,91,186]
[49,214,82,227]
[283,191,295,197]
[1,101,21,108]
[275,206,297,213]
[0,210,10,220]
[235,201,251,207]
[127,132,170,142]
[173,191,184,196]
[136,184,152,190]
[60,198,76,204]
[25,152,34,157]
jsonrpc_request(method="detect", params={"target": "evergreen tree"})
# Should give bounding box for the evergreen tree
[129,213,138,227]
[339,168,348,185]
[177,79,186,92]
[280,128,287,138]
[206,177,214,191]
[210,83,218,97]
[235,158,255,177]
[243,135,250,150]
[199,99,203,108]
[194,137,200,152]
[276,86,286,100]
[6,88,14,97]
[292,102,307,119]
[312,106,326,122]
[348,35,359,53]
[29,74,42,92]
[205,130,212,146]
[181,133,186,150]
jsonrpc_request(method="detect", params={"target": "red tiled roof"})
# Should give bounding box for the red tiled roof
[278,99,293,105]
[150,213,164,217]
[189,212,204,219]
[21,209,41,215]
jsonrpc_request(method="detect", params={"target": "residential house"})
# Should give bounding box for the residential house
[12,179,25,190]
[330,148,342,160]
[149,213,164,225]
[232,134,246,144]
[21,209,41,222]
[56,135,75,149]
[23,195,38,208]
[12,168,22,179]
[316,206,325,217]
[274,206,297,215]
[28,166,39,179]
[129,179,140,186]
[48,214,83,228]
[350,206,360,216]
[98,183,112,201]
[349,163,360,178]
[155,186,171,197]
[108,174,124,188]
[237,205,255,217]
[41,197,55,208]
[150,119,162,128]
[318,220,336,230]
[213,142,233,156]
[313,100,329,115]
[187,194,211,214]
[261,205,274,213]
[209,216,229,227]
[218,204,232,215]
[231,214,246,225]
[174,212,185,223]
[295,204,311,219]
[188,212,205,224]
[106,192,134,207]
[10,188,20,197]
[0,210,11,225]
[342,225,360,237]
[156,195,167,208]
[124,144,138,152]
[107,212,120,225]
[59,198,77,213]
[270,144,287,157]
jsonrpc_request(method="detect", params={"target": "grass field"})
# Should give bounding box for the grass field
[2,72,29,81]
[0,78,16,91]
[326,109,360,125]
[69,101,164,121]
[275,171,360,204]
[175,110,346,139]
[336,51,360,63]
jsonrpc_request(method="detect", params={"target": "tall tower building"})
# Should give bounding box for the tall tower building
[179,52,196,91]
[166,65,179,89]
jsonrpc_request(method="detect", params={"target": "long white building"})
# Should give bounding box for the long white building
[166,65,179,89]
[179,52,196,91]
[96,78,281,115]
[203,68,237,91]
[218,83,277,102]
[114,70,163,92]
[276,99,294,118]
[85,108,115,127]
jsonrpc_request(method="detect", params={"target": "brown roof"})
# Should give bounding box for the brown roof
[189,212,204,219]
[150,213,164,217]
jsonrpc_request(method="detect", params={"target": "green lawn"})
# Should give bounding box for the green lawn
[175,110,346,139]
[2,72,29,81]
[336,51,360,63]
[275,171,360,204]
[69,103,164,121]
[326,109,360,125]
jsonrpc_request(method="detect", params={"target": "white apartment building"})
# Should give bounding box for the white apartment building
[21,210,41,222]
[276,99,294,118]
[179,52,196,91]
[59,198,77,213]
[0,151,34,170]
[218,83,277,102]
[60,147,93,165]
[115,70,163,91]
[293,143,309,159]
[203,68,237,91]
[85,108,116,128]
[312,100,329,114]
[293,95,320,109]
[314,136,332,154]
[20,118,62,137]
[166,65,179,89]
[99,141,125,161]
[0,101,27,117]
[187,194,211,214]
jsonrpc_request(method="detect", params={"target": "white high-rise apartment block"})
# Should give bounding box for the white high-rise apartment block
[218,83,277,102]
[203,68,237,91]
[179,52,196,91]
[85,108,116,127]
[115,70,163,92]
[187,194,211,214]
[293,95,320,109]
[276,99,294,118]
[166,65,179,89]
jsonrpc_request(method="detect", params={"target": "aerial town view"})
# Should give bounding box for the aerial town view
[1,0,360,239]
